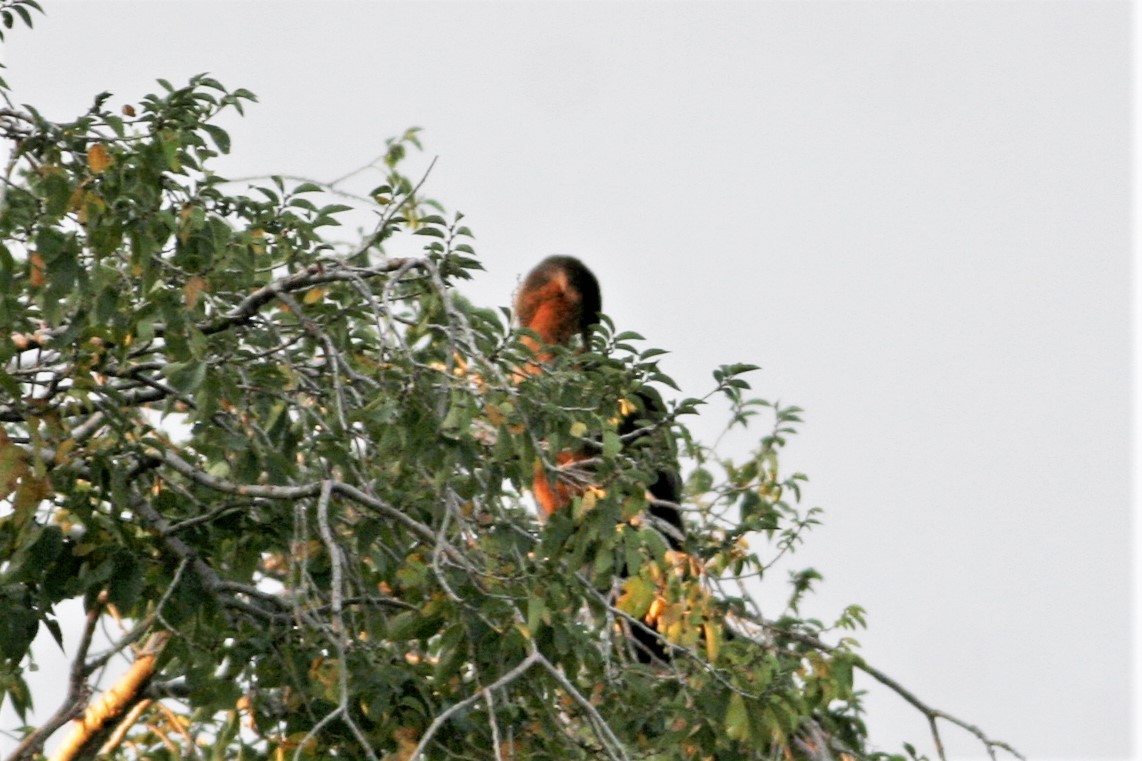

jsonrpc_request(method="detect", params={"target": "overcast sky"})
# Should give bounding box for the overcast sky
[1,2,1133,759]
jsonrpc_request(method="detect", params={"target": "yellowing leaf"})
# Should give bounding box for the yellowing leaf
[703,621,721,662]
[616,576,655,618]
[0,431,28,500]
[526,592,546,634]
[87,143,112,174]
[303,287,326,305]
[28,252,45,287]
[53,438,77,465]
[177,204,194,243]
[485,403,505,427]
[578,487,602,513]
[724,691,750,742]
[569,421,587,438]
[74,190,106,224]
[13,471,52,526]
[184,275,206,309]
[249,228,266,254]
[68,185,85,212]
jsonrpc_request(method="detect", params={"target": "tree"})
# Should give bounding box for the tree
[0,6,1021,760]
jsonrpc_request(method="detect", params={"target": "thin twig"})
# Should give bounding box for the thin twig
[760,623,1024,761]
[534,651,630,761]
[293,481,379,761]
[5,597,104,761]
[408,650,541,761]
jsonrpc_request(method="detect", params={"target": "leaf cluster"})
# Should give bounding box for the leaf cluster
[0,65,1020,761]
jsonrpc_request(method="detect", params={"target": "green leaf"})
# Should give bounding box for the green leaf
[12,4,32,28]
[526,591,546,635]
[41,171,71,219]
[0,606,37,662]
[601,430,621,459]
[724,691,750,742]
[686,467,714,494]
[831,654,854,699]
[201,123,231,154]
[107,552,143,611]
[162,359,207,394]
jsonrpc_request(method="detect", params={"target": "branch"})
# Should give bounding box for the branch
[352,156,438,259]
[175,259,425,338]
[46,632,170,761]
[147,447,444,552]
[760,622,1025,761]
[535,651,631,761]
[92,699,151,758]
[1,257,429,421]
[408,650,542,761]
[5,597,103,761]
[293,481,379,761]
[0,386,167,424]
[130,495,284,621]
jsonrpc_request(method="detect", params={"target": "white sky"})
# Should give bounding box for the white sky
[0,2,1133,759]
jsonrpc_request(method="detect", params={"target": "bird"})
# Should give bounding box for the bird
[514,255,684,662]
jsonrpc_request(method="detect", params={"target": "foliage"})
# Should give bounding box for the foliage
[0,0,41,42]
[0,12,1020,761]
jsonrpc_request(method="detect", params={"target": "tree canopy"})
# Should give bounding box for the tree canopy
[0,5,1021,760]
